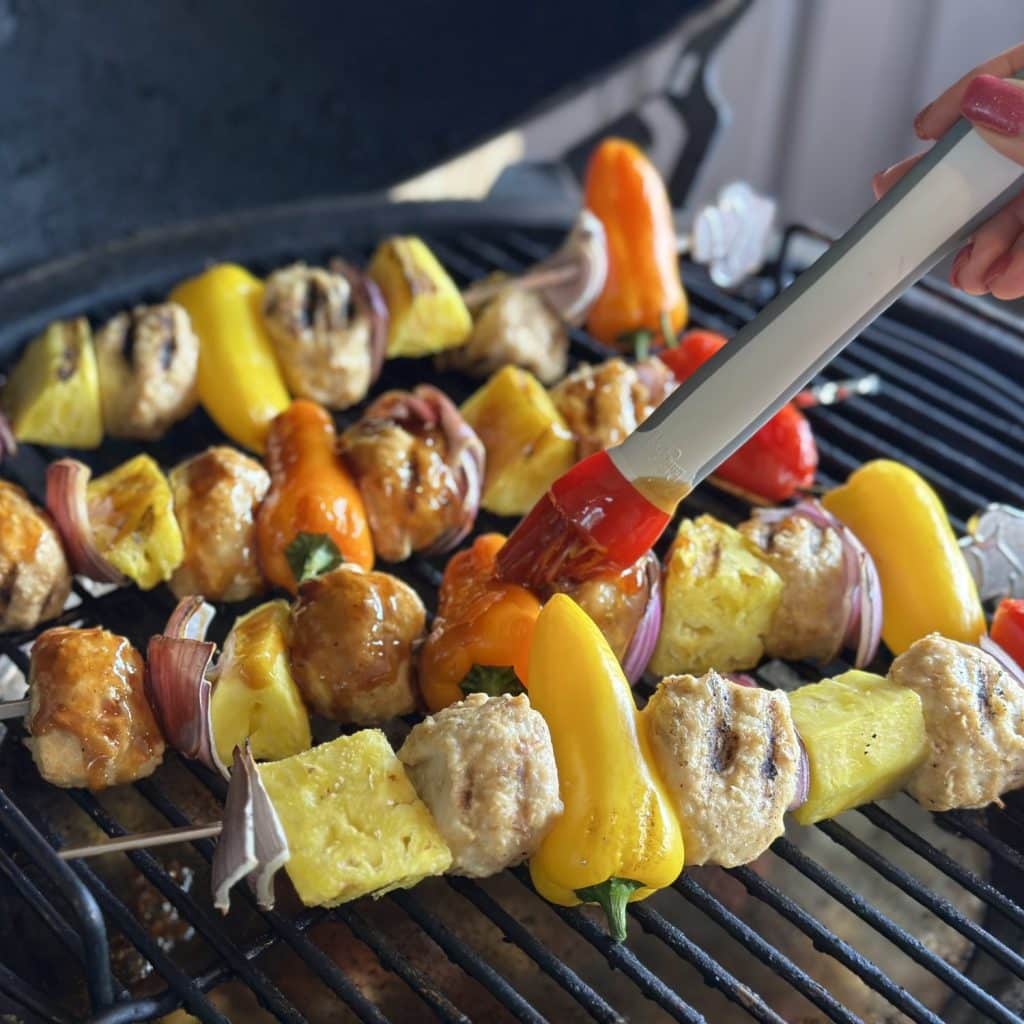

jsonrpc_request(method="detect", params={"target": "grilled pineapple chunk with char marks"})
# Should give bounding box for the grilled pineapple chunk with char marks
[789,670,927,825]
[460,366,576,516]
[259,730,452,907]
[650,516,783,677]
[368,236,471,358]
[210,601,311,765]
[87,454,184,589]
[2,318,103,448]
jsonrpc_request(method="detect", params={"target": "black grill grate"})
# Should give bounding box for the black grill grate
[0,209,1023,1023]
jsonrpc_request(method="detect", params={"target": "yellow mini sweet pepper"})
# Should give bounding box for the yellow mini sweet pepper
[528,593,684,941]
[170,264,291,453]
[822,459,985,654]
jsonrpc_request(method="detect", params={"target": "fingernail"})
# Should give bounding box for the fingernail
[961,74,1024,135]
[913,104,932,139]
[950,243,973,287]
[983,252,1013,288]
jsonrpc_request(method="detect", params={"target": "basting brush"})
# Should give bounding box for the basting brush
[497,111,1024,590]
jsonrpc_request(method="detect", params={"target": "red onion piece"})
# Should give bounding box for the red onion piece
[789,736,811,811]
[212,742,290,912]
[526,210,609,324]
[753,500,883,668]
[212,743,258,913]
[363,384,485,557]
[621,552,663,684]
[146,635,228,778]
[333,259,389,384]
[164,594,216,642]
[979,635,1024,688]
[726,673,759,688]
[44,459,127,584]
[0,410,16,461]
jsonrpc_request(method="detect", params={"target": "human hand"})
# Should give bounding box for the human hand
[873,44,1024,300]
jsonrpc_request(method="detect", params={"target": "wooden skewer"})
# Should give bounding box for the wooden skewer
[460,262,578,308]
[57,822,223,860]
[0,698,30,720]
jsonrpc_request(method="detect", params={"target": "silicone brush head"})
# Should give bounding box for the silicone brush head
[495,450,672,590]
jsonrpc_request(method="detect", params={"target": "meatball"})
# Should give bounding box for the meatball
[551,552,656,663]
[439,286,568,384]
[262,262,381,410]
[168,446,269,602]
[289,565,426,723]
[644,671,801,866]
[550,357,675,458]
[26,627,165,790]
[0,481,71,634]
[339,386,484,562]
[94,302,198,439]
[398,692,562,876]
[740,513,848,662]
[890,634,1024,811]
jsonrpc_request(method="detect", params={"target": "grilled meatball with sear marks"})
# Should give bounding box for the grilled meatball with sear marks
[550,357,675,459]
[740,512,849,662]
[168,446,270,602]
[890,634,1024,810]
[94,303,198,439]
[26,627,165,790]
[643,671,801,866]
[289,565,426,724]
[439,285,568,384]
[262,262,377,410]
[399,692,562,876]
[0,481,71,634]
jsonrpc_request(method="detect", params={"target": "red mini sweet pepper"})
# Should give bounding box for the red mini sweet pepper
[658,330,818,503]
[992,599,1024,670]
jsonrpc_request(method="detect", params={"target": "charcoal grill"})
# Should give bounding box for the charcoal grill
[0,197,1023,1024]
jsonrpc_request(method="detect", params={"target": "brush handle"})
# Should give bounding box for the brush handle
[609,105,1024,492]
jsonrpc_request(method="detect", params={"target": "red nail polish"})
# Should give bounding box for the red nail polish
[961,74,1024,135]
[950,244,973,287]
[983,252,1013,288]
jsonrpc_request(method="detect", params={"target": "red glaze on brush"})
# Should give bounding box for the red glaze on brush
[495,450,671,589]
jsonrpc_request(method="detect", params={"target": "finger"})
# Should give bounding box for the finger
[872,153,924,199]
[915,42,1024,140]
[986,231,1024,300]
[950,193,1024,294]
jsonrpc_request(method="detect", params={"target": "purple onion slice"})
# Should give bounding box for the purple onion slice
[45,459,126,584]
[621,552,663,684]
[333,259,389,385]
[979,634,1024,688]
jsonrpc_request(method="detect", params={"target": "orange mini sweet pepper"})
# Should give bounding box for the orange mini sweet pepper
[256,400,373,593]
[418,534,541,712]
[584,138,688,349]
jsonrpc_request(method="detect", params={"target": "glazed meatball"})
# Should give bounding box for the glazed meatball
[168,446,270,602]
[289,565,426,723]
[339,386,484,562]
[439,286,568,384]
[740,512,849,662]
[262,262,382,410]
[550,357,675,458]
[890,634,1024,811]
[26,627,165,790]
[94,303,198,439]
[0,481,71,634]
[399,693,562,876]
[644,671,801,867]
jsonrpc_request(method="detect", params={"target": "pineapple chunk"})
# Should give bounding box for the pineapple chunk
[2,319,103,448]
[460,366,576,516]
[368,236,471,357]
[789,670,928,825]
[259,731,452,906]
[211,601,311,765]
[650,516,783,677]
[87,454,184,589]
